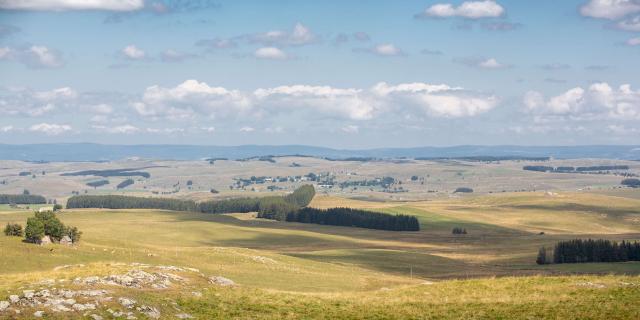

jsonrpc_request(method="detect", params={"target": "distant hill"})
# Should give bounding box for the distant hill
[0,143,639,161]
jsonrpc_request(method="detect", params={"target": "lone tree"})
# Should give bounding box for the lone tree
[24,211,82,244]
[536,247,548,265]
[25,217,45,243]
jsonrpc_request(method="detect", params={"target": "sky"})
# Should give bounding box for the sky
[0,0,639,148]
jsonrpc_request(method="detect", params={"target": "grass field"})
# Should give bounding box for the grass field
[1,190,640,319]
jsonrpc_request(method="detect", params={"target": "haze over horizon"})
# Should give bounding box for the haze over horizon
[1,0,640,148]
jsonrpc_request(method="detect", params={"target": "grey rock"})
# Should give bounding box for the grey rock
[33,311,45,317]
[208,276,235,286]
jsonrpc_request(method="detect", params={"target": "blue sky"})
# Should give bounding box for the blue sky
[0,0,639,147]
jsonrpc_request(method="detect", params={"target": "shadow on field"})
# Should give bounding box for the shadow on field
[287,248,494,279]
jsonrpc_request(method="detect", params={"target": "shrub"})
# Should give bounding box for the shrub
[53,204,63,211]
[536,247,548,265]
[25,217,44,242]
[621,178,640,188]
[64,226,82,243]
[4,223,23,236]
[452,227,467,234]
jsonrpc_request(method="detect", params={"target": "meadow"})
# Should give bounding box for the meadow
[2,188,640,319]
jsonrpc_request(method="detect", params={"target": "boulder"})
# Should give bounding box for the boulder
[59,236,73,246]
[0,301,9,311]
[38,236,52,246]
[208,276,235,286]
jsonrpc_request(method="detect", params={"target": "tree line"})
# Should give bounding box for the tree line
[524,165,629,173]
[261,207,420,231]
[66,185,420,232]
[536,239,640,264]
[622,178,640,188]
[67,184,315,215]
[0,194,47,204]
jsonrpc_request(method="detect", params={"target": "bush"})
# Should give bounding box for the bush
[25,217,44,242]
[452,227,467,234]
[536,247,548,265]
[4,223,23,236]
[53,204,63,211]
[64,226,82,243]
[621,178,640,188]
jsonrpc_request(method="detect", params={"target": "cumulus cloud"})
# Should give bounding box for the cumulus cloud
[417,1,505,19]
[122,45,145,60]
[239,126,255,132]
[341,125,359,133]
[355,43,405,57]
[333,32,370,45]
[617,15,640,30]
[524,82,640,119]
[455,57,510,69]
[133,79,251,120]
[0,86,78,117]
[0,45,65,68]
[0,0,144,11]
[29,123,72,135]
[92,124,140,134]
[255,85,375,120]
[580,0,640,20]
[371,82,499,117]
[246,23,318,47]
[195,38,238,50]
[254,47,288,60]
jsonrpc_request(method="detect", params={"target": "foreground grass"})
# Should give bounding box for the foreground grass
[1,262,639,319]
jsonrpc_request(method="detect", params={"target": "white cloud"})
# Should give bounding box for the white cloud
[0,86,78,117]
[92,124,139,134]
[201,126,216,133]
[248,23,318,47]
[419,1,505,19]
[29,123,72,135]
[626,37,640,46]
[239,126,255,132]
[372,44,404,56]
[341,125,359,133]
[1,125,14,132]
[254,85,375,120]
[254,47,288,60]
[455,57,510,69]
[580,0,640,20]
[88,103,114,114]
[34,87,78,101]
[122,45,145,60]
[0,0,144,11]
[0,47,11,59]
[134,79,251,120]
[524,82,640,119]
[23,46,64,68]
[195,38,238,50]
[617,15,640,30]
[371,82,499,117]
